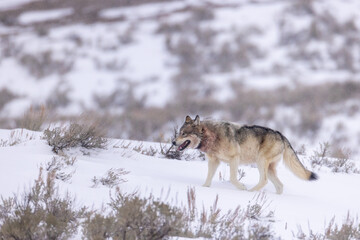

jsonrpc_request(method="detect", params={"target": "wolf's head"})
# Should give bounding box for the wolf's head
[173,115,202,151]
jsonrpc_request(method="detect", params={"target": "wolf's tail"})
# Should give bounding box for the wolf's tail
[282,138,318,181]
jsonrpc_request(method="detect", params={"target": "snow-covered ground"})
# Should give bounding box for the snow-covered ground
[1,0,360,235]
[1,129,359,238]
[18,8,73,24]
[0,0,359,108]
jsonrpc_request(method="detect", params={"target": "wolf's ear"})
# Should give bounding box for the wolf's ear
[194,115,200,125]
[185,115,192,123]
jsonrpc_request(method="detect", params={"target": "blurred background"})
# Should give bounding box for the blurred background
[0,0,360,158]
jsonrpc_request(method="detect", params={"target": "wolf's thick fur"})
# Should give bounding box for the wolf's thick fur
[173,115,318,194]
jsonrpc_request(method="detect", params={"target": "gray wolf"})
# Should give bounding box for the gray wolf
[172,115,318,194]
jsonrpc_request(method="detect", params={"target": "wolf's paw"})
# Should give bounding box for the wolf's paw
[236,185,247,191]
[249,187,262,192]
[275,188,283,195]
[230,180,246,190]
[202,183,210,187]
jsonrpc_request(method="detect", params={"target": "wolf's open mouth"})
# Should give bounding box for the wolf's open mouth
[177,140,191,151]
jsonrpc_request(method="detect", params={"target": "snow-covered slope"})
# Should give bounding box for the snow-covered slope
[1,129,359,238]
[1,0,359,111]
[1,0,360,153]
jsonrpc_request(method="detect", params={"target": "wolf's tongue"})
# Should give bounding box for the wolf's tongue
[177,140,189,151]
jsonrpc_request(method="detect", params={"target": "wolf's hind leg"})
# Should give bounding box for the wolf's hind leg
[250,159,269,192]
[268,158,283,194]
[229,160,246,190]
[202,157,220,187]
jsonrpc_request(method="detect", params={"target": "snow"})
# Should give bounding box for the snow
[18,8,73,24]
[1,0,360,115]
[1,3,360,235]
[313,0,360,24]
[1,129,360,238]
[99,1,186,21]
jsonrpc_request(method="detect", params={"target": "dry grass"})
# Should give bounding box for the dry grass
[0,129,36,147]
[18,106,47,131]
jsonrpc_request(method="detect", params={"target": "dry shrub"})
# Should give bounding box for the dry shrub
[157,22,184,35]
[310,142,359,174]
[15,80,357,143]
[89,80,360,142]
[0,168,85,239]
[18,51,73,79]
[94,58,127,71]
[310,142,330,169]
[160,143,181,160]
[132,143,158,156]
[93,80,144,112]
[228,81,360,137]
[82,189,187,240]
[118,24,136,45]
[83,186,276,240]
[296,213,360,240]
[330,147,359,174]
[45,155,77,182]
[0,88,17,111]
[91,168,129,188]
[119,107,175,140]
[190,189,275,239]
[280,3,360,71]
[0,36,23,58]
[81,212,115,239]
[190,5,214,22]
[162,10,262,74]
[18,106,47,131]
[169,37,202,70]
[324,214,360,240]
[43,121,107,154]
[46,86,71,109]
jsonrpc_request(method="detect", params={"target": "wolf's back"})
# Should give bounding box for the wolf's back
[283,139,318,181]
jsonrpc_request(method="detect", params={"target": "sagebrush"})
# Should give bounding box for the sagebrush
[43,122,107,154]
[0,168,85,239]
[92,168,129,188]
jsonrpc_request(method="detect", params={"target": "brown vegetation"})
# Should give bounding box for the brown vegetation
[43,121,107,154]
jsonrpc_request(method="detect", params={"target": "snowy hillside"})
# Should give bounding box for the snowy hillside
[1,128,360,239]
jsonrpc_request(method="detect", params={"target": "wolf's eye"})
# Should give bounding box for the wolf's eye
[182,132,186,136]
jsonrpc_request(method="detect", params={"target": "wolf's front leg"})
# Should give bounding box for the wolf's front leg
[202,156,220,187]
[229,160,247,190]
